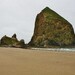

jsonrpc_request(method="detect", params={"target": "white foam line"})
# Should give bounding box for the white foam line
[31,48,75,52]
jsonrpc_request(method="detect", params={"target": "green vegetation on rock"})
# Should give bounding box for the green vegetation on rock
[0,34,26,48]
[29,7,75,47]
[17,39,26,48]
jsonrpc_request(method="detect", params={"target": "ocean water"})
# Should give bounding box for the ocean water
[31,48,75,52]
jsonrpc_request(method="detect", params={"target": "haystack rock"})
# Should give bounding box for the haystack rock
[29,7,75,47]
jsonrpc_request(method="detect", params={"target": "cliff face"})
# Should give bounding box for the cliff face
[29,7,75,47]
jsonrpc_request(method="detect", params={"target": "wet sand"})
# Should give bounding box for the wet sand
[0,47,75,75]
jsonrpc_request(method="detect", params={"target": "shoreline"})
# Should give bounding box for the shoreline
[0,47,75,52]
[31,48,75,52]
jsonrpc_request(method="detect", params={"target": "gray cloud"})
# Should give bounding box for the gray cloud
[0,0,75,43]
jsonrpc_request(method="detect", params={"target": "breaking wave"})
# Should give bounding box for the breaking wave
[31,48,75,52]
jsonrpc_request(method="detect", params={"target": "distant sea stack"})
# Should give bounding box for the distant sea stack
[29,7,75,47]
[0,34,26,48]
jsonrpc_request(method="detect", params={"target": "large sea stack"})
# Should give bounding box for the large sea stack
[29,7,75,47]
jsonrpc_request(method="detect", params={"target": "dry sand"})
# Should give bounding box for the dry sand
[0,47,75,75]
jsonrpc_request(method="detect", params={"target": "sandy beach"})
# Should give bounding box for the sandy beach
[0,47,75,75]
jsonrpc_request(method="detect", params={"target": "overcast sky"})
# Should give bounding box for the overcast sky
[0,0,75,43]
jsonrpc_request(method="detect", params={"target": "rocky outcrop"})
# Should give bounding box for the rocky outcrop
[29,7,75,47]
[12,34,17,39]
[17,39,25,48]
[0,34,26,48]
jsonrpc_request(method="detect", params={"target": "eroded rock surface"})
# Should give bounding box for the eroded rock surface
[29,7,75,47]
[0,34,26,48]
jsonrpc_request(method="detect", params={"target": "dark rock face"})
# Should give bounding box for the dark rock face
[17,39,26,48]
[0,34,26,48]
[29,7,75,47]
[12,34,17,39]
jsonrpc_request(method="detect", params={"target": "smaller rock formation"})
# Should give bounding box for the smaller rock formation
[0,34,26,48]
[17,39,26,48]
